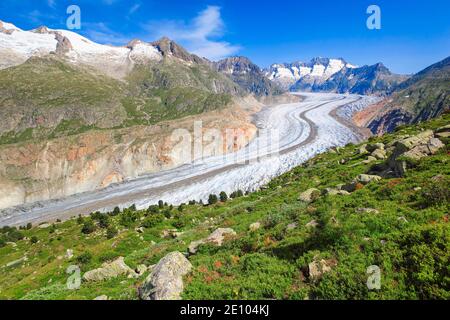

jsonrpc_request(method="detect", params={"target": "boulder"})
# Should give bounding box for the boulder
[371,148,387,160]
[366,143,385,153]
[356,208,380,214]
[435,124,450,138]
[394,130,434,151]
[358,144,368,154]
[188,228,236,255]
[249,222,261,232]
[355,174,382,185]
[161,229,179,239]
[323,188,350,196]
[286,223,298,231]
[83,257,137,282]
[139,251,192,300]
[383,133,445,177]
[308,258,337,281]
[135,227,145,234]
[65,249,74,259]
[305,220,319,228]
[363,156,377,164]
[94,295,108,300]
[298,188,321,203]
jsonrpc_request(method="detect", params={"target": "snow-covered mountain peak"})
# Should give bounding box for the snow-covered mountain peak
[0,20,22,32]
[0,22,162,78]
[265,57,353,90]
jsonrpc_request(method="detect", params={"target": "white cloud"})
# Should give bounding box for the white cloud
[144,5,240,61]
[47,0,56,8]
[129,3,141,15]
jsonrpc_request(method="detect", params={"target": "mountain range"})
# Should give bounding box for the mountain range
[365,56,450,133]
[266,58,408,95]
[0,19,448,210]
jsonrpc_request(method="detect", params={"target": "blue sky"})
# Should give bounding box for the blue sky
[1,0,449,74]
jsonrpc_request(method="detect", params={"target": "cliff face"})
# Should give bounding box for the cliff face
[214,57,283,96]
[366,56,450,134]
[0,105,258,210]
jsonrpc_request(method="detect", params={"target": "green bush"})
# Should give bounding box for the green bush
[106,226,118,239]
[81,220,96,234]
[142,214,165,229]
[147,205,159,214]
[76,252,92,265]
[119,210,140,227]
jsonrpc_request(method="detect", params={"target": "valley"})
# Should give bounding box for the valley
[0,93,373,227]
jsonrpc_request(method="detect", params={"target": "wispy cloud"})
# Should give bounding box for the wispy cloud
[128,3,141,15]
[47,0,56,8]
[81,22,131,46]
[143,5,240,61]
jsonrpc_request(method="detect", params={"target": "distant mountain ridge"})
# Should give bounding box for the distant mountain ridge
[265,58,357,91]
[367,56,450,133]
[266,57,408,95]
[0,20,247,143]
[214,56,283,96]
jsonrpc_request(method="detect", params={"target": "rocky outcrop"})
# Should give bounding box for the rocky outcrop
[367,56,450,134]
[298,188,321,203]
[308,258,338,281]
[435,125,450,138]
[372,130,445,177]
[188,228,236,255]
[249,222,261,232]
[341,174,382,192]
[139,251,192,300]
[83,257,137,282]
[0,106,257,210]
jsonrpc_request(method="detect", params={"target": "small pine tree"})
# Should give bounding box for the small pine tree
[77,215,84,225]
[158,200,164,209]
[112,206,121,216]
[147,205,159,214]
[219,191,228,202]
[208,194,218,205]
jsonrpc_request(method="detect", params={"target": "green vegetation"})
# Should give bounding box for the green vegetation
[0,115,448,300]
[0,56,236,145]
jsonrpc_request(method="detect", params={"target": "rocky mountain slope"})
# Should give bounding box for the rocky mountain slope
[0,21,260,210]
[214,56,283,96]
[266,57,407,95]
[355,56,450,134]
[0,21,245,142]
[0,113,448,300]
